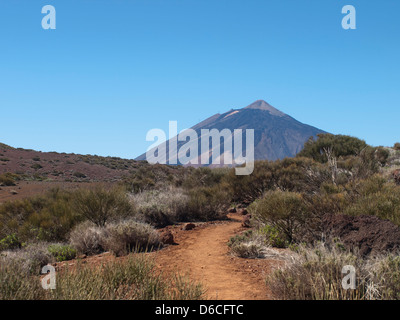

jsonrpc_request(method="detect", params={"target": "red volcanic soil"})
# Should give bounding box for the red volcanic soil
[0,181,104,203]
[53,213,284,300]
[323,214,400,256]
[0,144,139,183]
[0,143,144,203]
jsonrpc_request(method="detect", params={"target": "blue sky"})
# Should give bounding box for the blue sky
[0,0,399,159]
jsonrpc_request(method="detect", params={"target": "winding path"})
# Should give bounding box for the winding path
[152,214,279,300]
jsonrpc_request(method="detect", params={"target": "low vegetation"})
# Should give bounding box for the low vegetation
[0,254,204,300]
[73,185,134,227]
[101,219,161,256]
[267,244,400,300]
[47,244,77,262]
[1,133,400,300]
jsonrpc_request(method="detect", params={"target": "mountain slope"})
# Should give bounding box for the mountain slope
[136,100,326,164]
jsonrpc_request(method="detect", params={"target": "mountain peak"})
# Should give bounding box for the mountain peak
[136,99,326,163]
[244,100,286,117]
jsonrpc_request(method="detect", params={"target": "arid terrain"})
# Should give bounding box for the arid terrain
[151,213,283,300]
[53,213,284,300]
[2,136,400,300]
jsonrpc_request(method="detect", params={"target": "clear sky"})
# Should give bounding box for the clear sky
[0,0,399,159]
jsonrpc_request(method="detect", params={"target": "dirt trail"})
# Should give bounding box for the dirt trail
[152,214,280,300]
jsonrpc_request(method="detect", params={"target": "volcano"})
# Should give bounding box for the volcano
[136,100,326,165]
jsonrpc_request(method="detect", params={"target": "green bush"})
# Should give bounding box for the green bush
[394,143,400,151]
[48,244,77,262]
[0,233,21,251]
[0,188,82,243]
[222,161,275,203]
[345,181,400,225]
[272,157,331,193]
[73,172,86,178]
[228,230,253,248]
[187,185,231,221]
[250,190,309,243]
[73,186,135,227]
[340,175,400,226]
[21,189,81,242]
[298,133,368,163]
[259,225,289,248]
[223,158,331,203]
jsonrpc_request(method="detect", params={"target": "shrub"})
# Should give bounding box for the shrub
[0,254,204,300]
[355,146,383,178]
[298,133,368,163]
[223,158,331,203]
[250,191,309,243]
[31,163,43,170]
[69,221,105,255]
[0,173,16,186]
[1,242,53,275]
[0,187,133,245]
[222,161,275,203]
[228,230,265,258]
[73,172,86,178]
[0,259,45,300]
[132,187,189,227]
[102,220,161,256]
[182,167,229,190]
[259,225,289,248]
[394,143,400,151]
[266,244,365,300]
[73,186,135,227]
[48,244,77,262]
[339,175,400,226]
[230,241,264,259]
[345,183,400,225]
[21,189,81,242]
[124,164,186,193]
[49,255,204,300]
[300,191,350,241]
[187,185,231,221]
[228,230,254,248]
[367,254,400,299]
[272,157,331,193]
[0,233,21,251]
[0,188,82,243]
[375,147,390,166]
[267,244,400,300]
